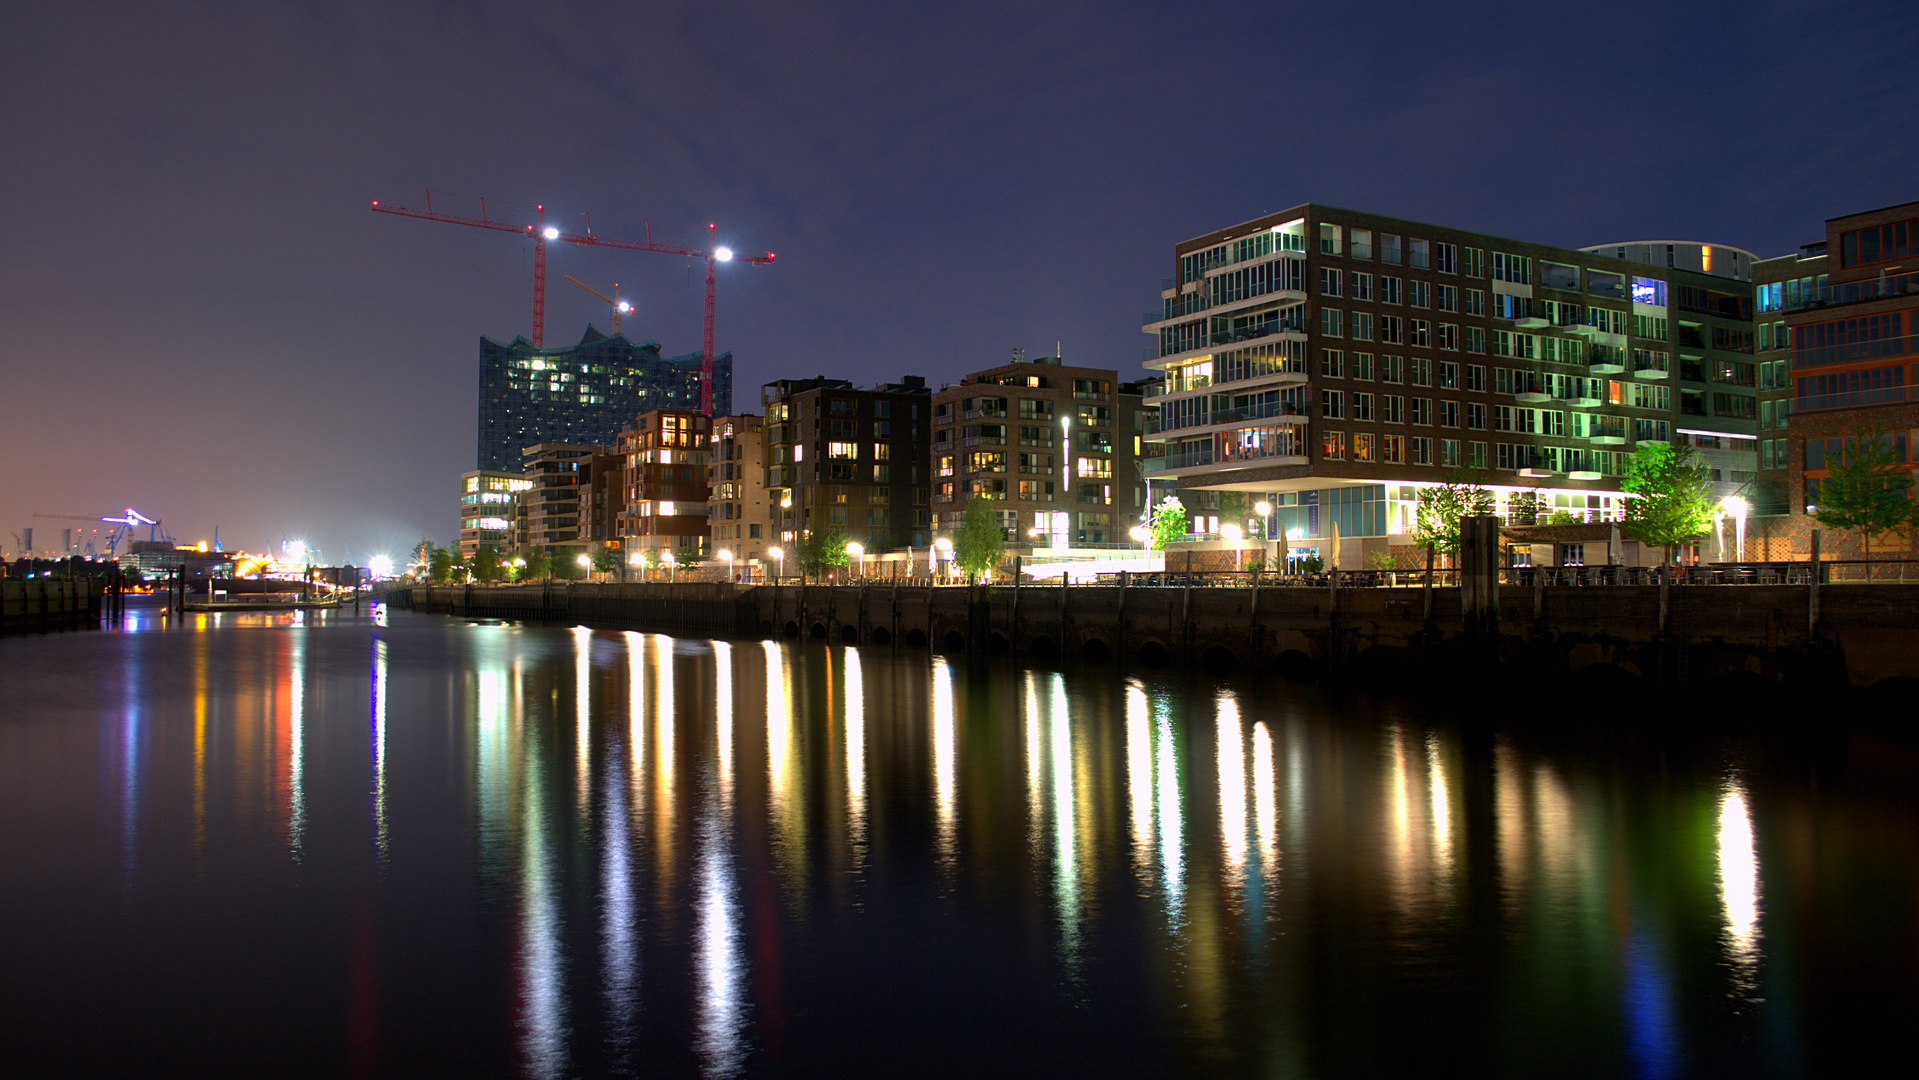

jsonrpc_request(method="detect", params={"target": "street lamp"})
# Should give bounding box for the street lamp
[1058,414,1072,551]
[576,553,591,580]
[1719,495,1749,562]
[1221,522,1244,571]
[1129,524,1150,559]
[663,549,676,583]
[718,548,734,582]
[846,541,865,580]
[769,546,785,582]
[1255,500,1272,539]
[934,537,953,583]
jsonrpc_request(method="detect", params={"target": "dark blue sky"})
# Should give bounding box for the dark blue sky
[4,1,1915,561]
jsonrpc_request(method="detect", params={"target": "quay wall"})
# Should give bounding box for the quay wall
[398,580,1919,689]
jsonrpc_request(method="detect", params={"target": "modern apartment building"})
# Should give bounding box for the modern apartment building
[517,442,617,563]
[1782,200,1919,538]
[457,469,530,558]
[1577,240,1761,503]
[762,376,932,553]
[477,325,733,472]
[1751,243,1828,515]
[930,356,1155,553]
[1140,203,1756,561]
[615,410,711,562]
[707,414,771,573]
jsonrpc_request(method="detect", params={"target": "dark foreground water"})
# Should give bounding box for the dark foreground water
[1,601,1914,1078]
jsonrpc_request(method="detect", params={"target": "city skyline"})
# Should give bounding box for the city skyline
[4,2,1917,560]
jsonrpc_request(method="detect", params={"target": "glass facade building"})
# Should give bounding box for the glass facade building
[477,325,733,472]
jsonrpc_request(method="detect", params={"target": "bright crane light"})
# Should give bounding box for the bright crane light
[543,226,560,240]
[714,246,734,262]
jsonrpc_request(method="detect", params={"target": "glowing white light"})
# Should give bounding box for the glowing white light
[368,555,393,578]
[714,246,734,262]
[542,226,560,240]
[1718,781,1761,979]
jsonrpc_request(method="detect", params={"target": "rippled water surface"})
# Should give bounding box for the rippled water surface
[1,601,1913,1077]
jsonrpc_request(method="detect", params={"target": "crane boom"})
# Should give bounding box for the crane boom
[373,189,773,414]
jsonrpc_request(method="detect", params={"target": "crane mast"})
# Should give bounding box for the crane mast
[373,190,773,414]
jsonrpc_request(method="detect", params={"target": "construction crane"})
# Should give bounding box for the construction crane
[564,275,631,336]
[97,509,170,559]
[372,189,774,414]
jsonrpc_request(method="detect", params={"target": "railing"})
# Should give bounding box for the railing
[1779,274,1919,312]
[1142,446,1215,472]
[1158,399,1306,433]
[1795,382,1919,413]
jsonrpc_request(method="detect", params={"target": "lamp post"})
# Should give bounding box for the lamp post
[1129,523,1150,560]
[1256,500,1273,571]
[1222,522,1244,571]
[934,537,953,583]
[718,548,734,583]
[576,553,591,581]
[663,549,676,584]
[769,546,785,582]
[1058,414,1072,551]
[847,541,865,581]
[1720,495,1749,563]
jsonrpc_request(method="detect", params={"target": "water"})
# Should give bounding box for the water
[1,601,1912,1077]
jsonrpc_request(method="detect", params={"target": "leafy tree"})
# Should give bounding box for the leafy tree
[472,544,504,584]
[552,551,584,580]
[1148,496,1188,550]
[1813,423,1913,580]
[1410,468,1495,560]
[797,527,849,580]
[953,496,1006,583]
[426,542,454,584]
[1508,487,1545,526]
[518,547,551,581]
[1218,491,1249,533]
[1547,509,1577,525]
[634,547,661,580]
[1622,442,1713,569]
[591,546,623,578]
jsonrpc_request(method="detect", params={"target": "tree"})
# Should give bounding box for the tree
[1410,468,1494,560]
[1813,423,1913,580]
[425,542,455,584]
[591,546,623,579]
[1148,496,1188,550]
[635,547,661,580]
[1622,442,1714,565]
[472,545,504,584]
[1547,509,1578,525]
[953,496,1006,583]
[1508,487,1545,526]
[798,527,849,580]
[1218,491,1249,533]
[518,547,551,581]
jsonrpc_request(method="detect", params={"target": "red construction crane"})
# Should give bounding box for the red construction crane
[371,189,773,414]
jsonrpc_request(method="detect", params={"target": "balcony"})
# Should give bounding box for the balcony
[1158,399,1308,434]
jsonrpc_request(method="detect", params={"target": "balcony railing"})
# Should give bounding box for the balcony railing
[1796,383,1919,413]
[1143,446,1215,472]
[1159,399,1306,433]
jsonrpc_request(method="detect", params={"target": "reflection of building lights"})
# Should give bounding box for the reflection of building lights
[1718,781,1761,979]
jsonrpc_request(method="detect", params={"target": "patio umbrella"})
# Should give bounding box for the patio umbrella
[1330,519,1341,571]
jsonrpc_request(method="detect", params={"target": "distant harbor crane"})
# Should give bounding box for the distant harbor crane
[563,275,631,336]
[371,189,774,414]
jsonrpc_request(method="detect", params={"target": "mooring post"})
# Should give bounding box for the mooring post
[1011,556,1022,654]
[1422,544,1434,623]
[1533,558,1545,622]
[1808,528,1822,634]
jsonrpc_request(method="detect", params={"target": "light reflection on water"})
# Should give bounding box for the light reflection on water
[5,605,1909,1077]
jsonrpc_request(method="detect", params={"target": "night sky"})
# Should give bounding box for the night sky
[5,1,1916,563]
